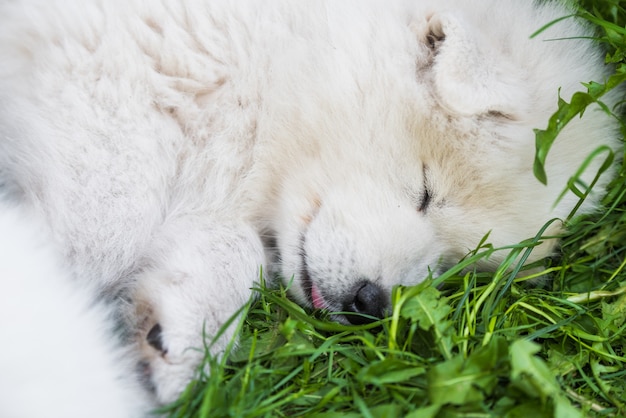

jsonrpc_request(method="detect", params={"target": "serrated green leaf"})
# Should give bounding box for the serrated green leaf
[602,293,626,328]
[401,287,452,329]
[427,337,508,405]
[510,340,560,400]
[533,69,626,185]
[509,340,581,417]
[400,286,454,359]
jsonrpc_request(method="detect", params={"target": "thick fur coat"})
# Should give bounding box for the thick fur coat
[0,0,622,414]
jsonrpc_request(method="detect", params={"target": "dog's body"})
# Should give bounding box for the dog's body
[0,0,621,413]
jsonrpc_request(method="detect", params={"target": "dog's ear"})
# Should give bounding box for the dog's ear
[418,13,529,119]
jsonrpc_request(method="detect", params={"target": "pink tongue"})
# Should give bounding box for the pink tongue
[311,284,325,309]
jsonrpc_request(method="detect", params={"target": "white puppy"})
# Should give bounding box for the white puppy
[0,0,622,412]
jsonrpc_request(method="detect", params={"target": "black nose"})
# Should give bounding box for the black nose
[342,281,386,325]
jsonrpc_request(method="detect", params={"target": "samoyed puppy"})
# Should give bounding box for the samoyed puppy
[0,0,622,413]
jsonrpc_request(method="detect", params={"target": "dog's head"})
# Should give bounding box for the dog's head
[260,2,619,324]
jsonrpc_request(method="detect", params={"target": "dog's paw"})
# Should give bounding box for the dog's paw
[131,280,207,403]
[130,267,254,404]
[127,220,264,403]
[136,319,206,404]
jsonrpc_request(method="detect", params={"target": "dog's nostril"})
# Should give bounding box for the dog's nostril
[343,281,385,325]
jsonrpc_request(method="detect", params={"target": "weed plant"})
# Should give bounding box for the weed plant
[164,1,626,416]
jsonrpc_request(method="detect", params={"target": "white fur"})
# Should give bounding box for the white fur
[0,205,150,417]
[0,0,622,412]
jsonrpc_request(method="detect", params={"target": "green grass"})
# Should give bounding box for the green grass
[164,1,626,416]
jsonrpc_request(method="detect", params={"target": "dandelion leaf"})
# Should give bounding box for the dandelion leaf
[510,340,581,418]
[400,285,454,358]
[427,337,507,405]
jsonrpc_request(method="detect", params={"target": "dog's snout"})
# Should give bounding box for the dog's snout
[343,281,386,325]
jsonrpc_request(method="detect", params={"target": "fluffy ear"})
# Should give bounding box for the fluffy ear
[422,13,529,118]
